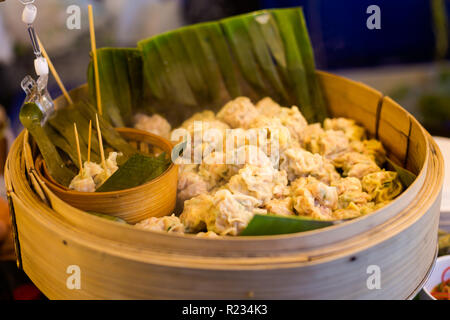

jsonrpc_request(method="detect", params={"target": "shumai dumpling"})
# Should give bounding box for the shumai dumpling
[135,214,185,234]
[291,177,338,220]
[134,113,172,139]
[323,117,366,141]
[209,189,265,236]
[217,97,260,129]
[228,164,288,205]
[361,171,402,202]
[280,147,340,184]
[69,170,96,192]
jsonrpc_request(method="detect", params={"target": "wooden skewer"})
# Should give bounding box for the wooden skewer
[88,4,102,116]
[95,114,106,170]
[87,120,92,163]
[36,35,73,106]
[73,123,83,174]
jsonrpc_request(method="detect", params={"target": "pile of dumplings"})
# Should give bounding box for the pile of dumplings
[133,97,403,237]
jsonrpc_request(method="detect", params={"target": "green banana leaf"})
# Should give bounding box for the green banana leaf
[240,214,334,236]
[88,48,143,127]
[44,124,82,167]
[47,102,98,163]
[88,7,328,126]
[73,100,137,162]
[46,100,137,165]
[20,99,140,186]
[20,102,75,186]
[96,153,170,192]
[386,158,417,188]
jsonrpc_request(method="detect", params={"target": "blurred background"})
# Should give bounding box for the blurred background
[0,0,449,299]
[0,0,449,137]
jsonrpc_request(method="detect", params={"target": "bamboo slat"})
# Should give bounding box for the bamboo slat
[316,71,382,136]
[378,97,411,165]
[407,116,429,174]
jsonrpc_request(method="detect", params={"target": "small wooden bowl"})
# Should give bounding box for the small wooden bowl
[34,128,177,224]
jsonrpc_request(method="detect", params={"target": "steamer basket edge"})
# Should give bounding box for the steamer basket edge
[26,71,432,252]
[7,71,439,252]
[4,71,444,299]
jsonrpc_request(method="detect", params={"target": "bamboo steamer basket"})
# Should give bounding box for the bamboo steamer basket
[32,128,177,224]
[5,71,444,299]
